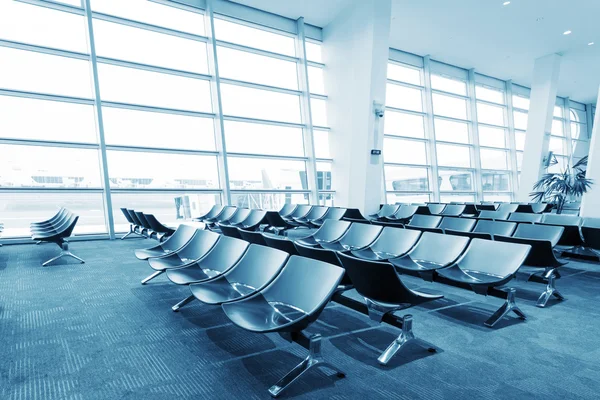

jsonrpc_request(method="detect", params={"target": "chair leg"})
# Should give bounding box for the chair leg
[42,242,85,267]
[537,272,565,308]
[377,315,436,365]
[484,288,526,328]
[268,334,345,398]
[121,226,145,240]
[141,270,164,285]
[172,295,196,312]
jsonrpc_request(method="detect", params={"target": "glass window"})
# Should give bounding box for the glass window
[387,63,422,85]
[551,119,564,136]
[513,111,528,130]
[440,194,475,203]
[0,145,102,188]
[98,63,212,112]
[231,192,308,209]
[383,138,427,165]
[0,1,88,53]
[102,107,216,151]
[305,41,322,63]
[91,0,205,36]
[483,194,512,202]
[224,120,304,157]
[384,111,425,138]
[307,66,325,95]
[549,136,566,155]
[386,84,423,112]
[218,46,298,90]
[0,47,93,98]
[213,17,295,57]
[478,125,507,148]
[434,118,469,144]
[107,151,219,189]
[481,171,511,191]
[431,75,467,95]
[316,162,332,191]
[432,94,467,120]
[548,156,568,174]
[572,140,590,160]
[228,158,306,190]
[512,95,530,110]
[477,103,505,126]
[438,169,474,191]
[570,108,587,124]
[386,193,430,204]
[313,130,330,159]
[570,123,588,140]
[0,96,97,144]
[220,83,301,124]
[436,144,471,168]
[384,166,429,191]
[515,131,526,151]
[480,148,509,170]
[310,98,328,127]
[476,86,504,104]
[553,105,563,118]
[93,19,209,74]
[516,151,523,170]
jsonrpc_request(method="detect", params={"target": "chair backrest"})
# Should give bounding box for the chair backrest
[215,207,239,223]
[223,244,289,290]
[37,207,68,226]
[508,212,543,223]
[238,228,268,245]
[144,214,170,233]
[162,224,198,250]
[407,214,442,228]
[134,211,153,229]
[440,204,466,216]
[343,208,368,221]
[428,204,447,215]
[511,223,564,247]
[514,203,535,213]
[56,215,78,238]
[462,203,479,215]
[370,227,421,256]
[226,208,251,225]
[127,209,144,226]
[377,204,400,218]
[279,204,297,218]
[302,206,329,221]
[289,205,312,219]
[294,242,342,266]
[496,203,519,214]
[445,230,492,240]
[392,205,418,220]
[265,211,289,227]
[239,210,267,229]
[260,256,345,316]
[262,233,299,255]
[476,203,498,211]
[219,224,243,239]
[530,203,552,214]
[120,208,135,224]
[540,213,582,226]
[473,220,517,237]
[201,205,224,220]
[477,210,510,220]
[312,220,351,243]
[196,236,249,273]
[320,207,347,222]
[338,223,383,248]
[408,231,470,265]
[439,217,476,232]
[453,239,530,277]
[583,217,600,229]
[177,229,220,259]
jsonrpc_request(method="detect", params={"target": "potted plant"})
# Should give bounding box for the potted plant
[529,155,593,214]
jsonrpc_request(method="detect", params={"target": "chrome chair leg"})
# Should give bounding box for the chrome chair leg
[42,242,85,267]
[268,334,345,398]
[536,273,565,308]
[484,288,526,328]
[172,295,196,312]
[141,270,164,285]
[121,226,145,240]
[377,315,436,365]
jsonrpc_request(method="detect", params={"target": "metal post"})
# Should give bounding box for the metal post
[422,56,440,202]
[467,69,483,201]
[505,80,520,200]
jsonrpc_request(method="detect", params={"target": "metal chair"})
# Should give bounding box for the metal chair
[293,206,329,227]
[427,204,447,215]
[539,214,583,247]
[120,208,145,240]
[367,204,400,222]
[508,212,543,223]
[472,220,517,238]
[406,214,442,229]
[30,207,66,229]
[310,207,347,227]
[144,214,175,241]
[216,223,243,239]
[127,209,151,237]
[134,224,197,260]
[477,210,510,220]
[193,205,224,222]
[294,220,351,247]
[234,210,268,230]
[382,205,419,223]
[32,213,84,267]
[438,217,476,233]
[350,227,421,261]
[283,205,312,221]
[319,223,383,252]
[439,204,466,217]
[238,229,268,245]
[496,203,520,214]
[342,208,369,222]
[262,232,300,255]
[278,203,297,218]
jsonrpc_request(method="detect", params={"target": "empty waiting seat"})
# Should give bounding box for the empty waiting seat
[205,206,237,225]
[283,205,312,221]
[262,232,299,255]
[383,205,419,223]
[319,223,383,252]
[33,213,84,267]
[496,203,520,214]
[508,212,543,223]
[477,210,510,220]
[294,220,351,247]
[472,220,517,238]
[31,208,66,229]
[144,214,175,241]
[120,208,145,240]
[427,204,447,215]
[134,224,197,260]
[237,228,268,245]
[126,210,150,237]
[368,204,400,221]
[293,206,329,226]
[539,214,583,247]
[194,205,224,222]
[515,203,552,214]
[439,204,466,217]
[436,239,531,327]
[350,227,421,261]
[406,214,442,229]
[342,208,369,222]
[265,211,301,232]
[278,203,297,218]
[221,256,346,397]
[134,212,155,237]
[476,203,498,211]
[336,252,441,365]
[218,223,243,239]
[310,207,347,227]
[221,208,251,226]
[438,217,476,233]
[234,209,267,230]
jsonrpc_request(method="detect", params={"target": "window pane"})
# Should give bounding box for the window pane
[432,93,467,119]
[513,111,528,130]
[218,46,298,90]
[102,107,215,151]
[386,84,423,112]
[220,83,301,124]
[571,123,588,140]
[554,105,563,118]
[548,156,567,174]
[231,192,308,209]
[387,63,421,85]
[478,125,507,148]
[224,120,304,157]
[476,86,504,104]
[214,18,295,57]
[480,148,509,170]
[482,171,511,191]
[311,98,328,127]
[305,41,322,63]
[384,166,429,191]
[98,64,212,112]
[316,162,332,191]
[551,119,564,136]
[434,118,469,144]
[0,145,101,188]
[91,0,205,35]
[314,130,330,159]
[549,136,566,155]
[384,111,425,138]
[431,75,467,95]
[516,151,523,170]
[512,95,530,110]
[438,169,474,191]
[318,192,335,207]
[484,194,512,202]
[387,193,430,204]
[93,19,209,74]
[570,108,587,124]
[0,47,93,98]
[0,1,87,52]
[384,138,427,165]
[515,131,526,151]
[308,66,325,95]
[440,194,475,203]
[436,144,471,168]
[107,151,219,189]
[0,96,97,144]
[572,140,590,160]
[477,103,505,126]
[0,192,106,238]
[228,158,306,190]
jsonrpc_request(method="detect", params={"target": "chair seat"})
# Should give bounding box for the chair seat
[134,247,173,260]
[319,242,346,251]
[190,278,257,305]
[148,254,196,271]
[390,255,447,272]
[166,264,217,285]
[294,236,319,247]
[222,294,307,333]
[437,265,507,286]
[350,248,399,261]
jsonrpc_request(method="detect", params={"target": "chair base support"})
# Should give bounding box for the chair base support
[42,242,85,267]
[484,288,526,328]
[536,270,565,308]
[377,314,437,365]
[268,334,345,398]
[121,226,146,240]
[141,270,164,285]
[172,294,195,312]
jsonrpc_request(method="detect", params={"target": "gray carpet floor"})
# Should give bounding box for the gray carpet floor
[1,237,599,399]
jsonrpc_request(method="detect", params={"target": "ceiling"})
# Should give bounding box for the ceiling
[232,0,600,104]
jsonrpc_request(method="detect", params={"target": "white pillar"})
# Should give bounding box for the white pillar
[517,54,561,201]
[579,87,600,218]
[322,0,391,215]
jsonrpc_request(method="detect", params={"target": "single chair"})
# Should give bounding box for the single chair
[350,227,422,261]
[508,212,543,223]
[144,214,175,241]
[381,205,419,224]
[283,205,313,222]
[120,208,145,240]
[262,232,300,255]
[310,207,348,227]
[438,217,476,233]
[278,203,297,218]
[238,229,268,245]
[235,210,268,230]
[194,205,224,222]
[319,223,383,252]
[477,210,510,221]
[217,224,243,239]
[33,213,84,267]
[134,224,197,260]
[439,204,466,217]
[427,204,447,215]
[472,220,517,238]
[496,203,520,214]
[294,220,351,247]
[539,214,583,247]
[406,214,442,230]
[367,204,400,222]
[293,206,329,227]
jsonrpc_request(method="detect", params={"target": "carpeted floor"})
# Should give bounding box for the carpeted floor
[1,237,599,399]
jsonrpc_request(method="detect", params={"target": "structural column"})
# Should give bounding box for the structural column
[517,53,562,201]
[322,0,392,215]
[579,87,600,218]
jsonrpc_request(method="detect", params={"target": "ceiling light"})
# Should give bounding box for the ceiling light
[563,30,572,35]
[589,42,595,46]
[503,1,510,5]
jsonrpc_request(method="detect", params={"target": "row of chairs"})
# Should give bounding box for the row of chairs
[31,208,83,267]
[120,208,175,241]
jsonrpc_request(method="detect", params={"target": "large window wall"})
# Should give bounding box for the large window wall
[0,0,326,238]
